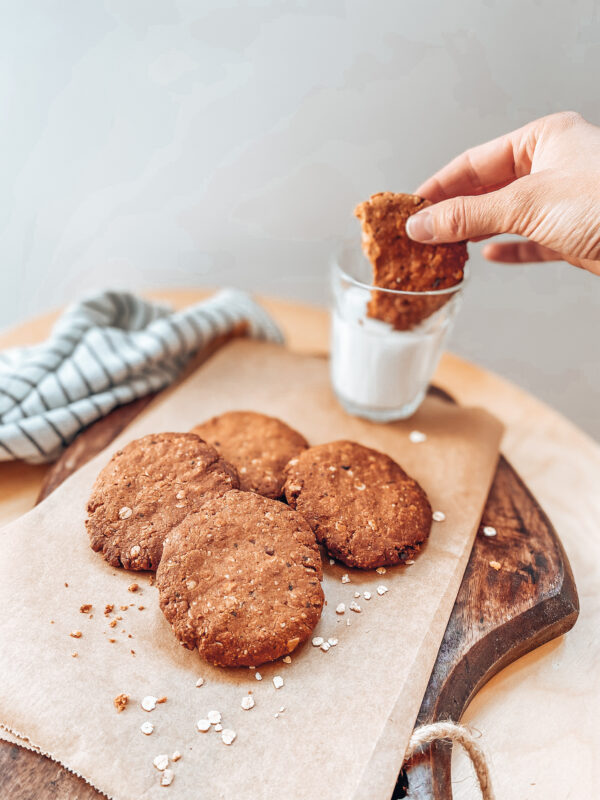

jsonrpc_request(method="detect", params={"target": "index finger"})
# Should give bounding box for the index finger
[415,121,537,202]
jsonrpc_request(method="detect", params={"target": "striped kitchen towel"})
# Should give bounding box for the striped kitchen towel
[0,289,283,464]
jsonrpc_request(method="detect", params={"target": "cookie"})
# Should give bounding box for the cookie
[354,192,468,330]
[156,490,324,666]
[86,432,239,570]
[283,440,432,569]
[191,411,308,499]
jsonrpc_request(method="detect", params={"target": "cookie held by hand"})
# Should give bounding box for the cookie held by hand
[355,192,468,330]
[156,490,324,667]
[192,410,308,499]
[284,440,432,569]
[86,432,239,570]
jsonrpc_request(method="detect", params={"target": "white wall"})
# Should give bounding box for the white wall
[1,0,599,436]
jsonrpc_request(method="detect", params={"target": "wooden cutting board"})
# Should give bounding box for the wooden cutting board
[0,369,578,800]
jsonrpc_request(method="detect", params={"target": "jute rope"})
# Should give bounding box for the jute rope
[405,721,495,800]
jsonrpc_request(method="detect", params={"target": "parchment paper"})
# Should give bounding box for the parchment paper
[0,340,503,800]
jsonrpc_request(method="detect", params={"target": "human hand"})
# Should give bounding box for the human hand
[406,111,600,276]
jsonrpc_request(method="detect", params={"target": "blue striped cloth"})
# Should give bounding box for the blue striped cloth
[0,289,283,464]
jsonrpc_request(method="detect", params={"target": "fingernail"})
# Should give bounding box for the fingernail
[406,211,435,242]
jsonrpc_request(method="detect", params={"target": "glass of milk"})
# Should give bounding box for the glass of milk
[331,240,467,422]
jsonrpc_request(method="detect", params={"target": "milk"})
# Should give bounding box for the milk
[330,285,457,421]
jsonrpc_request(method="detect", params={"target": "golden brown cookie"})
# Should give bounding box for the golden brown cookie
[354,192,468,330]
[284,440,432,569]
[86,432,239,570]
[191,411,308,499]
[156,490,324,667]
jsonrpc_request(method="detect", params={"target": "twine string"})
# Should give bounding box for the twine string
[405,721,495,800]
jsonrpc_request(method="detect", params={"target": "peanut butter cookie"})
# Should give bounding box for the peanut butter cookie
[86,432,239,570]
[284,440,432,569]
[355,192,468,330]
[192,411,308,499]
[156,490,324,666]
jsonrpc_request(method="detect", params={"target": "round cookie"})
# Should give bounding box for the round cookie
[284,440,432,569]
[191,411,308,499]
[156,490,324,666]
[86,432,239,570]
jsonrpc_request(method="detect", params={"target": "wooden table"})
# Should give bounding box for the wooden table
[1,289,598,799]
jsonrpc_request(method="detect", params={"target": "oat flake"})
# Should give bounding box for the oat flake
[197,719,210,732]
[153,754,169,771]
[483,526,497,537]
[432,510,446,522]
[335,603,346,614]
[320,642,331,652]
[341,574,350,584]
[377,585,389,596]
[142,696,157,712]
[363,591,372,600]
[312,636,324,647]
[195,677,204,688]
[241,695,255,710]
[255,672,262,681]
[140,722,154,735]
[349,602,362,613]
[273,675,284,689]
[171,751,181,762]
[409,430,427,443]
[207,710,221,724]
[119,506,133,520]
[161,769,174,787]
[215,723,223,732]
[376,567,386,575]
[221,729,236,745]
[328,638,338,646]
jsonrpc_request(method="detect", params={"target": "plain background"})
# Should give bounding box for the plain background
[1,0,599,438]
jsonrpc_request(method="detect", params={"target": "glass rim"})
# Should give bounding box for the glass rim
[332,240,469,297]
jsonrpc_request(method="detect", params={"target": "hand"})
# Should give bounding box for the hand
[406,111,600,276]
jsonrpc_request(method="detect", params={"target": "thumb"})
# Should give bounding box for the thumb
[406,183,526,243]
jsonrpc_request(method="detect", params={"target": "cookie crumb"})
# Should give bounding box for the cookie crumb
[207,710,221,724]
[376,567,386,575]
[128,583,139,593]
[138,605,145,610]
[329,558,335,565]
[153,754,169,771]
[377,585,389,596]
[405,559,415,565]
[197,719,210,732]
[282,655,292,664]
[273,675,284,689]
[108,638,116,643]
[221,729,236,745]
[341,574,350,584]
[70,631,82,638]
[349,601,362,613]
[141,722,154,735]
[336,603,346,614]
[241,695,255,710]
[483,526,497,537]
[142,696,158,712]
[489,560,502,571]
[432,510,446,522]
[71,651,78,657]
[156,696,167,704]
[79,604,92,613]
[109,619,117,628]
[114,693,129,713]
[161,769,174,787]
[104,604,114,615]
[409,430,427,443]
